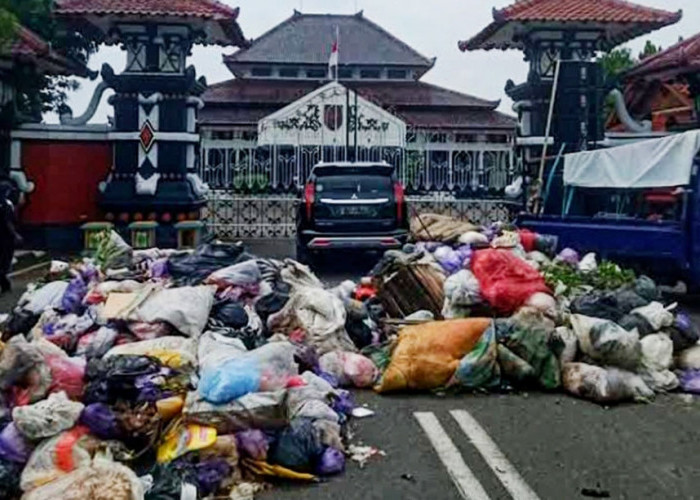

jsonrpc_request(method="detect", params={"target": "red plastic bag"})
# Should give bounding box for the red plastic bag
[46,355,86,400]
[518,229,537,252]
[471,249,550,314]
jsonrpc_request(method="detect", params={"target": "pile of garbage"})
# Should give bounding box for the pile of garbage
[365,214,700,405]
[0,234,378,499]
[1,213,700,497]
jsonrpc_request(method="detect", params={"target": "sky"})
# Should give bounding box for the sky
[49,0,700,124]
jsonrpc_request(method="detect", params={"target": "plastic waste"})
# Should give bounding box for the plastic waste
[578,253,598,273]
[524,292,557,319]
[433,246,463,275]
[318,351,379,388]
[376,318,491,393]
[459,231,489,247]
[270,418,324,472]
[452,322,500,389]
[0,458,22,499]
[197,331,247,372]
[556,248,580,265]
[676,345,700,370]
[133,285,216,338]
[211,301,249,329]
[45,352,86,400]
[670,311,700,352]
[167,242,249,286]
[199,342,298,404]
[639,334,678,392]
[156,419,217,463]
[0,423,35,463]
[317,447,345,476]
[443,270,482,319]
[553,326,578,364]
[236,430,269,461]
[75,326,118,359]
[631,302,675,331]
[60,276,87,315]
[571,315,642,370]
[471,249,550,314]
[106,336,198,368]
[678,370,700,394]
[0,336,46,393]
[23,281,69,314]
[80,403,121,440]
[13,392,84,440]
[562,363,654,404]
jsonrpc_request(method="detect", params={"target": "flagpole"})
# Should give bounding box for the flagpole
[335,25,340,83]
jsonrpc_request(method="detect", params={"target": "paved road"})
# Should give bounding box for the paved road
[2,243,700,500]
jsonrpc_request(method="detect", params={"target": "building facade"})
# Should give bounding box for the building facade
[199,11,517,197]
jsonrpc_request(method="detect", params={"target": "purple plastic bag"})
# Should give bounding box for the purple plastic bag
[235,430,269,461]
[61,276,88,314]
[194,458,232,496]
[680,370,700,394]
[150,259,170,279]
[557,248,580,265]
[80,403,121,439]
[434,246,462,275]
[0,423,34,464]
[455,245,473,268]
[331,389,354,417]
[317,447,345,476]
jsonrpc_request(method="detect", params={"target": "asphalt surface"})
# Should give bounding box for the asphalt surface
[2,242,700,500]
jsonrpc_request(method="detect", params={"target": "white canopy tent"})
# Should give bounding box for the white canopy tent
[564,130,700,189]
[257,81,406,148]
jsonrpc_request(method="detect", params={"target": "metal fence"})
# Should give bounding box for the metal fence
[203,191,521,240]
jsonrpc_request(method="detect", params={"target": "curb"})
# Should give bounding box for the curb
[8,261,50,279]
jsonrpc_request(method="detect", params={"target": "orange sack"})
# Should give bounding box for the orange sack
[374,318,491,393]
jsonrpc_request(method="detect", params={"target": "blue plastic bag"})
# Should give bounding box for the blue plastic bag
[199,359,261,404]
[60,276,87,314]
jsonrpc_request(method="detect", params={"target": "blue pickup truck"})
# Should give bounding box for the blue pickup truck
[520,130,700,288]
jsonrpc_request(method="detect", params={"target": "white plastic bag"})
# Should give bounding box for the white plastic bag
[553,326,578,364]
[524,292,557,319]
[22,282,69,314]
[319,351,379,388]
[205,260,261,289]
[631,302,675,331]
[677,345,700,370]
[562,362,654,404]
[458,231,489,246]
[571,315,641,370]
[132,285,216,337]
[198,331,247,371]
[13,391,84,440]
[639,334,678,392]
[578,253,598,273]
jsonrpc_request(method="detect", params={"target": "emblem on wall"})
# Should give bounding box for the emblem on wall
[324,105,344,131]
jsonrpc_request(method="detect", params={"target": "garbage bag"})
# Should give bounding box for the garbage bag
[187,458,232,497]
[375,318,491,393]
[0,422,34,463]
[676,345,700,370]
[20,426,99,492]
[167,242,249,286]
[269,418,324,472]
[562,363,654,404]
[132,285,216,338]
[255,286,291,327]
[317,447,345,476]
[556,248,580,265]
[285,372,338,422]
[638,334,678,392]
[670,311,700,352]
[459,231,489,246]
[198,331,247,372]
[75,326,118,359]
[552,326,578,364]
[22,452,145,500]
[183,390,288,434]
[22,281,69,315]
[635,275,660,302]
[60,276,87,315]
[618,314,655,337]
[2,309,40,339]
[236,430,269,461]
[571,292,623,322]
[631,302,675,331]
[206,260,261,291]
[156,419,217,463]
[679,370,700,394]
[578,253,598,273]
[452,322,500,389]
[211,301,249,329]
[106,336,198,368]
[0,335,44,391]
[443,270,482,319]
[208,305,265,351]
[84,355,162,405]
[94,230,133,271]
[524,292,557,319]
[13,392,84,440]
[279,259,324,290]
[433,246,463,275]
[199,342,298,404]
[80,403,121,440]
[268,288,356,355]
[45,352,86,400]
[0,457,22,498]
[318,351,378,388]
[495,309,561,389]
[471,249,550,314]
[571,315,642,370]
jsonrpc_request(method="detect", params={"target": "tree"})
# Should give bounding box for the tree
[598,47,636,82]
[0,0,97,120]
[639,40,661,61]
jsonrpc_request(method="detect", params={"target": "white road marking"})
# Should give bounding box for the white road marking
[450,410,541,500]
[414,412,491,500]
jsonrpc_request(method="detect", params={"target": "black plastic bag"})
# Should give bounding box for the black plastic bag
[255,285,291,327]
[0,457,22,499]
[667,311,700,352]
[613,290,649,314]
[167,242,250,285]
[269,418,324,471]
[618,314,655,337]
[571,293,623,322]
[84,355,162,404]
[211,301,249,329]
[145,464,183,500]
[2,309,39,340]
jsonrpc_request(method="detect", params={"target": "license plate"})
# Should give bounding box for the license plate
[336,205,377,217]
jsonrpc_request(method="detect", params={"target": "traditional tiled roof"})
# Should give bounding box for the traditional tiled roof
[201,79,515,130]
[624,32,700,81]
[225,11,434,77]
[55,0,248,47]
[459,0,681,51]
[1,25,88,76]
[204,79,499,109]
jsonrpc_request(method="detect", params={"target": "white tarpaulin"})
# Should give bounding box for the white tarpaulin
[258,81,406,147]
[564,130,700,188]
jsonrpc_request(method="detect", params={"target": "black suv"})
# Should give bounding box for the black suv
[296,162,409,263]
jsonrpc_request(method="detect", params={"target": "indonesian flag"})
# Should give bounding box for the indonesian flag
[328,29,339,80]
